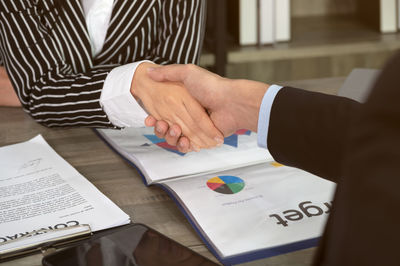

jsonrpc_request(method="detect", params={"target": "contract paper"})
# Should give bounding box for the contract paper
[0,135,130,250]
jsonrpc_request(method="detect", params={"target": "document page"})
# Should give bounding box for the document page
[97,128,270,183]
[0,135,130,249]
[162,163,336,259]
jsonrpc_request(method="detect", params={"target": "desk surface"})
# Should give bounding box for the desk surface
[0,77,345,266]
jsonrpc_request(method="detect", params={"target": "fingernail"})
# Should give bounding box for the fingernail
[156,126,163,133]
[147,67,155,72]
[215,137,224,145]
[170,130,176,137]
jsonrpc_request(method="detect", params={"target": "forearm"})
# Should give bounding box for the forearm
[0,7,118,127]
[268,87,361,182]
[17,67,116,128]
[225,79,270,132]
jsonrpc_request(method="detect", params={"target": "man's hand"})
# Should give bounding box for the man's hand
[132,63,224,151]
[146,64,269,152]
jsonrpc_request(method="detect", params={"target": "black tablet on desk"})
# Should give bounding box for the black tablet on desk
[42,223,218,266]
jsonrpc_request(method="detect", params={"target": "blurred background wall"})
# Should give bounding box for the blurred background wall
[292,0,357,17]
[201,0,400,84]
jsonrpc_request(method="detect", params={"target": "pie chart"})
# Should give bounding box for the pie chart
[206,176,245,194]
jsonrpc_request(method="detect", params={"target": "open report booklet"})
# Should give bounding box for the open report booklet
[0,135,130,259]
[97,127,336,265]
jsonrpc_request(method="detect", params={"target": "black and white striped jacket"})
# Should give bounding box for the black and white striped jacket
[0,0,206,127]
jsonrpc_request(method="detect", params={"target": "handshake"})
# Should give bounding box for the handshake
[133,63,270,153]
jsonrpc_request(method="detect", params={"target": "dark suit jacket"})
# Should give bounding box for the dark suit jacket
[0,0,205,127]
[268,52,400,265]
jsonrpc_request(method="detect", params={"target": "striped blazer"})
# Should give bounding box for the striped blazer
[0,0,206,127]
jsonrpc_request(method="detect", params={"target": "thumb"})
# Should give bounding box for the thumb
[147,64,188,83]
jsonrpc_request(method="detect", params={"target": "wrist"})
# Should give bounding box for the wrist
[229,79,269,132]
[130,62,158,100]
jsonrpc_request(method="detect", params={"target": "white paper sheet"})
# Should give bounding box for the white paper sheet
[0,135,130,249]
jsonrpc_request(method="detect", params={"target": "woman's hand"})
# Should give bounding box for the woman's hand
[131,63,223,151]
[0,67,21,107]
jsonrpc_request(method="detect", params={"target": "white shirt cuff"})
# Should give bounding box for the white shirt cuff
[100,60,152,128]
[257,85,283,149]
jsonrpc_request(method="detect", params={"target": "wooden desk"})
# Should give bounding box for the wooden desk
[0,77,345,266]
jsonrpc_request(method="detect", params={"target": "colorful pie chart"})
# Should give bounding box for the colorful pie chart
[207,176,245,194]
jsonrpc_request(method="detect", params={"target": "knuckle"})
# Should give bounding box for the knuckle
[164,95,177,105]
[185,64,196,73]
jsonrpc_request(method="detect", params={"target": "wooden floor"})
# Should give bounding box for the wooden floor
[201,15,400,83]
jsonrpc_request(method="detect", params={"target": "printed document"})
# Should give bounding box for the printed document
[97,127,336,264]
[0,135,130,252]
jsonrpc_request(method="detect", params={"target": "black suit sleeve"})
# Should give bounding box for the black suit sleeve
[266,52,400,265]
[312,52,400,266]
[267,87,361,183]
